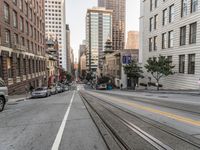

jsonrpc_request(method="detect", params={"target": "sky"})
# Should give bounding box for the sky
[66,0,140,61]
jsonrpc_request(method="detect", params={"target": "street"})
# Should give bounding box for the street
[1,85,200,150]
[0,89,107,150]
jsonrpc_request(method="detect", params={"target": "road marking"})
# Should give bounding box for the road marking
[51,91,75,150]
[90,92,200,127]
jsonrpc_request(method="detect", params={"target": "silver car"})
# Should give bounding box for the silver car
[31,87,51,98]
[0,79,8,112]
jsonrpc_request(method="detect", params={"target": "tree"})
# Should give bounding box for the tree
[98,76,110,84]
[145,55,175,90]
[123,60,143,90]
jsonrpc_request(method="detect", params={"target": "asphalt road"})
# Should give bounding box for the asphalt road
[0,90,107,150]
[1,85,200,150]
[86,89,200,139]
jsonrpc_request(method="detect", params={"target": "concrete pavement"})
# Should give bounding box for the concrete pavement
[0,90,107,150]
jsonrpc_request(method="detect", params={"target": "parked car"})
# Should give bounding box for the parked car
[97,84,107,90]
[31,87,51,98]
[0,79,8,112]
[56,86,63,93]
[63,85,69,91]
[50,86,57,95]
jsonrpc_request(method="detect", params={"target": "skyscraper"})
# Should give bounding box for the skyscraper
[86,7,112,71]
[98,0,126,51]
[126,31,139,49]
[45,0,67,70]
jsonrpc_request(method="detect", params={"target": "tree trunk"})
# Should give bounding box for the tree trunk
[156,80,159,91]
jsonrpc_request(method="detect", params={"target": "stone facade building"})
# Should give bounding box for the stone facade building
[103,49,139,88]
[140,0,200,89]
[0,0,46,94]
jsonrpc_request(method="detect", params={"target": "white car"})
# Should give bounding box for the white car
[0,79,8,112]
[31,87,51,98]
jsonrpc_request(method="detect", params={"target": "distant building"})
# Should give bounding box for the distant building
[66,24,71,73]
[140,0,200,90]
[0,0,46,94]
[98,0,126,50]
[126,31,139,49]
[86,7,112,72]
[80,52,87,78]
[45,37,59,86]
[102,49,139,88]
[45,0,67,70]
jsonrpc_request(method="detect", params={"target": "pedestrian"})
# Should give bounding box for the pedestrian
[120,83,123,90]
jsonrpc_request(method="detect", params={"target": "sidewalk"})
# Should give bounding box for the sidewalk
[8,93,31,104]
[118,88,200,95]
[94,89,200,104]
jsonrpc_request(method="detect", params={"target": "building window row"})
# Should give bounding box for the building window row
[181,0,198,17]
[3,2,44,32]
[179,54,195,74]
[5,57,46,79]
[180,22,197,46]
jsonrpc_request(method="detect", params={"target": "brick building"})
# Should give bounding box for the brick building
[0,0,46,94]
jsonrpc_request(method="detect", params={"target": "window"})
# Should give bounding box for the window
[23,59,26,75]
[149,17,153,31]
[7,58,12,78]
[13,10,17,27]
[29,8,32,20]
[150,0,153,11]
[13,33,18,45]
[25,2,28,16]
[191,0,198,13]
[188,54,195,74]
[20,16,24,31]
[181,0,188,17]
[149,38,153,51]
[17,58,20,76]
[179,55,185,73]
[155,0,158,8]
[29,59,31,74]
[189,22,197,44]
[180,26,186,46]
[169,4,174,23]
[154,14,158,29]
[154,36,157,51]
[0,57,3,78]
[168,31,174,48]
[167,56,173,65]
[19,0,23,11]
[4,2,9,23]
[5,30,10,44]
[26,21,29,34]
[21,36,25,46]
[163,9,167,26]
[162,33,167,49]
[13,0,17,5]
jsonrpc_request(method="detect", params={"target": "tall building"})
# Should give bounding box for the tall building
[66,24,71,73]
[0,0,46,94]
[140,0,200,90]
[126,31,139,49]
[45,0,67,70]
[86,7,112,71]
[98,0,126,50]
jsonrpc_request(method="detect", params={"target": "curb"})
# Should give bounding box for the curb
[8,96,31,104]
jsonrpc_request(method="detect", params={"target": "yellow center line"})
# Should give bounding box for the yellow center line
[92,92,200,127]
